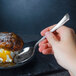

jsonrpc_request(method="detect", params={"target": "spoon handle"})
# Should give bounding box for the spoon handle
[35,14,70,47]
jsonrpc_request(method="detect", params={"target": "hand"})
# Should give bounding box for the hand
[38,25,76,76]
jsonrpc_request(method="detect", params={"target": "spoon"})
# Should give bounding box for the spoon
[14,13,70,64]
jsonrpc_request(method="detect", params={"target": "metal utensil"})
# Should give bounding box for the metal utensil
[14,14,70,64]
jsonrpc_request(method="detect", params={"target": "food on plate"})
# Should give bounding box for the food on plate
[0,32,24,64]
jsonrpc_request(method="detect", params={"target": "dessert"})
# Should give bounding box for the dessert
[0,32,24,64]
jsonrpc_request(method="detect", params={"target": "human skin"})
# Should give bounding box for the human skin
[38,25,76,76]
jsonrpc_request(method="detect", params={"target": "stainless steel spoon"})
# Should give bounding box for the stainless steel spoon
[14,14,70,64]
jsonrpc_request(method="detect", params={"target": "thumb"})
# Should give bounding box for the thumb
[45,32,57,46]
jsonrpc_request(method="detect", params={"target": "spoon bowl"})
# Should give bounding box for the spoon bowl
[14,47,34,63]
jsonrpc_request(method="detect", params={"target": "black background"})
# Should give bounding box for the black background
[0,0,76,35]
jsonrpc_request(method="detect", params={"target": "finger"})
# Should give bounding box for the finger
[39,43,52,52]
[39,44,48,52]
[41,24,56,36]
[39,39,48,46]
[45,32,58,46]
[41,27,49,36]
[47,43,52,48]
[56,26,75,40]
[42,48,54,55]
[39,43,52,48]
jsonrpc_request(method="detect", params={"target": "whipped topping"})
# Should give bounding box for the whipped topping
[6,55,12,62]
[0,48,19,63]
